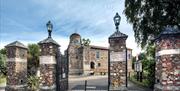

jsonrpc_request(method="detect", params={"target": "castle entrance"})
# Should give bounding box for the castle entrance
[68,13,129,91]
[68,42,109,90]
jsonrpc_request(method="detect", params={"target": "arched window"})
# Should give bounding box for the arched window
[90,62,95,69]
[98,63,101,67]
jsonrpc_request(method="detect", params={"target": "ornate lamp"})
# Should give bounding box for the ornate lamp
[47,21,53,38]
[113,13,121,31]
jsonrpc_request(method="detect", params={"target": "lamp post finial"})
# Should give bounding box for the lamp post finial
[113,12,121,31]
[46,20,53,38]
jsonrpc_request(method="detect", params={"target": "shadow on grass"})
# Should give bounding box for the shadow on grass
[129,76,153,90]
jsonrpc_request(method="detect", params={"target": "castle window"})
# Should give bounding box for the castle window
[96,51,100,59]
[74,40,79,44]
[128,54,131,59]
[98,63,101,67]
[90,62,95,69]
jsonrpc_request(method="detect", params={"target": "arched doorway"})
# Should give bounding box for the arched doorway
[90,61,95,69]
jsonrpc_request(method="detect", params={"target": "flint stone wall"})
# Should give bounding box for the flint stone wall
[109,38,127,90]
[68,45,83,75]
[154,35,180,91]
[6,46,27,91]
[39,43,58,91]
[110,61,126,86]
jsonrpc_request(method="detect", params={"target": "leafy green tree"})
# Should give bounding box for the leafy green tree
[0,48,6,55]
[81,38,91,46]
[0,48,7,76]
[124,0,180,48]
[141,44,155,88]
[27,44,40,76]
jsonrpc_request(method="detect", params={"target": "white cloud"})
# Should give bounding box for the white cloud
[53,35,69,54]
[1,0,142,56]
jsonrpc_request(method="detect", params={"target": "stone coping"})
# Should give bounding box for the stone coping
[156,49,180,56]
[7,58,27,62]
[39,55,56,64]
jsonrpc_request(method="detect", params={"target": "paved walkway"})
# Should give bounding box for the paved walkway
[0,75,153,91]
[69,75,153,91]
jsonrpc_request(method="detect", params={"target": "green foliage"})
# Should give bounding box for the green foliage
[27,44,40,76]
[131,45,155,88]
[124,0,180,48]
[81,38,91,46]
[0,48,6,55]
[0,48,7,76]
[130,75,149,87]
[27,75,40,90]
[141,44,155,88]
[28,44,40,62]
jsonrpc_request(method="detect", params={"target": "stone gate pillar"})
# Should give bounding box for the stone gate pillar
[154,26,180,91]
[38,21,60,91]
[5,41,28,91]
[108,13,128,90]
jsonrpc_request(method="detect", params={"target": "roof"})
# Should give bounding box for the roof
[89,45,132,51]
[70,33,80,37]
[155,26,180,40]
[38,37,60,46]
[109,30,128,39]
[127,48,132,50]
[5,41,27,49]
[90,45,108,50]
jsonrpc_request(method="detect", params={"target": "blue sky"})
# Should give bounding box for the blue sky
[0,0,141,56]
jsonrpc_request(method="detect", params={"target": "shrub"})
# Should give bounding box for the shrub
[27,75,40,90]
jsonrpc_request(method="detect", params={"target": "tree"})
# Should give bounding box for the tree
[124,0,180,48]
[0,48,6,55]
[141,44,155,88]
[27,44,40,76]
[0,48,7,76]
[81,38,91,46]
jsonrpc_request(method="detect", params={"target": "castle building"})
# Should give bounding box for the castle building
[68,33,133,75]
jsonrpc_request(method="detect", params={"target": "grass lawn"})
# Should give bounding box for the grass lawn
[130,76,149,88]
